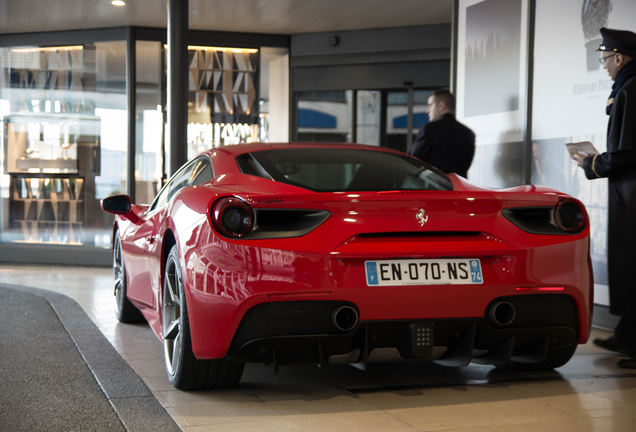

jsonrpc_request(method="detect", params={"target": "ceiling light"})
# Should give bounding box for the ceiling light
[11,46,83,53]
[163,44,258,54]
[112,1,126,6]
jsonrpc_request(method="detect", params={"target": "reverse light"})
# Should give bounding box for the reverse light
[516,287,565,291]
[212,197,254,238]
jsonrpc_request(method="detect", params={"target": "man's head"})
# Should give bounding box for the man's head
[427,90,455,122]
[598,27,636,80]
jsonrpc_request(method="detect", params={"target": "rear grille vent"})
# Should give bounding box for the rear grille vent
[357,231,482,238]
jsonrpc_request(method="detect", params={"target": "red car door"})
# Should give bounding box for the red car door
[121,208,156,309]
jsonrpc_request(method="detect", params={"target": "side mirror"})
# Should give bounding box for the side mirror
[101,195,141,223]
[101,194,132,214]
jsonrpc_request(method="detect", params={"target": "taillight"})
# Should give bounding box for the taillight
[554,198,586,233]
[502,198,587,235]
[212,197,254,238]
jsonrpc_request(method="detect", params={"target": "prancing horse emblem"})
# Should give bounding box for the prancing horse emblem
[416,208,429,226]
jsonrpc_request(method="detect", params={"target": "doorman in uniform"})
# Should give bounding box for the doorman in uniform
[574,27,636,369]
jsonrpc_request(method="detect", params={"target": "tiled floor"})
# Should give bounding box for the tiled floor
[2,264,636,432]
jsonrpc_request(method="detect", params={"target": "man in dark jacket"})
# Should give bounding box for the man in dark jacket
[574,27,636,369]
[410,90,475,178]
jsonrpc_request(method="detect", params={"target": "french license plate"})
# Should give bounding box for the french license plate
[364,259,483,286]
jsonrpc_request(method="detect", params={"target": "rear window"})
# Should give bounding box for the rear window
[236,148,453,192]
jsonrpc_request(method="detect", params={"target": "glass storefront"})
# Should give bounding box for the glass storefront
[184,45,260,159]
[0,41,127,249]
[0,28,289,264]
[135,40,163,205]
[133,42,289,204]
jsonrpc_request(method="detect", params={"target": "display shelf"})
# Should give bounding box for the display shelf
[9,175,85,244]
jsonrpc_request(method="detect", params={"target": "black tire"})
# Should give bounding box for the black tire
[497,344,578,371]
[163,245,244,390]
[113,234,145,323]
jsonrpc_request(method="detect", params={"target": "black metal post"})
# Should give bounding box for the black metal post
[289,47,297,142]
[351,90,358,143]
[450,0,459,94]
[160,42,167,186]
[167,0,189,176]
[524,0,536,185]
[290,92,298,142]
[405,82,414,153]
[380,90,388,148]
[126,26,136,202]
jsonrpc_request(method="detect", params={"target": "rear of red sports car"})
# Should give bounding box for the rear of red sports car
[102,143,592,389]
[174,144,592,374]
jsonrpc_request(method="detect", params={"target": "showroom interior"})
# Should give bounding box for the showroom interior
[1,0,636,431]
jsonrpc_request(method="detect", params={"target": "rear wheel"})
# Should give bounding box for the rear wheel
[163,245,244,390]
[113,234,145,323]
[497,344,577,371]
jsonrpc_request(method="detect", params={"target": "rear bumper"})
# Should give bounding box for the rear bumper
[184,228,592,360]
[225,294,578,367]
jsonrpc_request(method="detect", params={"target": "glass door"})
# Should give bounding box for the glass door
[297,91,353,142]
[294,88,436,153]
[385,89,433,153]
[355,90,382,146]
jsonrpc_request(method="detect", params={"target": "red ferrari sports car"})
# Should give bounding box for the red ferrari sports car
[101,142,592,390]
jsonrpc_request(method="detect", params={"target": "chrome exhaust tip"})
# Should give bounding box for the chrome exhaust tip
[489,301,516,326]
[331,305,359,331]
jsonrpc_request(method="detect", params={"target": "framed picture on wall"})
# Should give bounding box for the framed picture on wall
[453,0,530,187]
[455,0,529,144]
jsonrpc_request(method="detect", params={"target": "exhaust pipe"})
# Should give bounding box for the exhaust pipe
[489,301,516,326]
[331,305,359,331]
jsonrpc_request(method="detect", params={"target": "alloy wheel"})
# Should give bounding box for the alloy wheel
[163,255,182,375]
[113,236,124,309]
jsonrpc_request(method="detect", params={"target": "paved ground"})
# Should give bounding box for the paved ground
[2,266,636,432]
[0,284,181,432]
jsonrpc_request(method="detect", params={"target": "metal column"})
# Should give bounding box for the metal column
[167,0,189,177]
[524,0,537,185]
[125,26,136,202]
[406,83,414,154]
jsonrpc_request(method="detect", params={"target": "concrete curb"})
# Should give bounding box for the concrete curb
[1,283,181,432]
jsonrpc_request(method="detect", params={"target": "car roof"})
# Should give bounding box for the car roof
[203,142,408,157]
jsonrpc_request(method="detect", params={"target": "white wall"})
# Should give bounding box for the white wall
[264,50,289,143]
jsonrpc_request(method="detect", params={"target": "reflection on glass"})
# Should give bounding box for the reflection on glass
[183,45,260,158]
[469,142,525,188]
[136,41,163,205]
[386,90,432,153]
[297,91,353,142]
[0,41,127,247]
[356,90,381,146]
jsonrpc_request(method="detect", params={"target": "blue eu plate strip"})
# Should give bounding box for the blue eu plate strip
[366,262,379,285]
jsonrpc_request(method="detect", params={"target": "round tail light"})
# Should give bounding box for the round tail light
[212,197,254,238]
[554,198,586,233]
